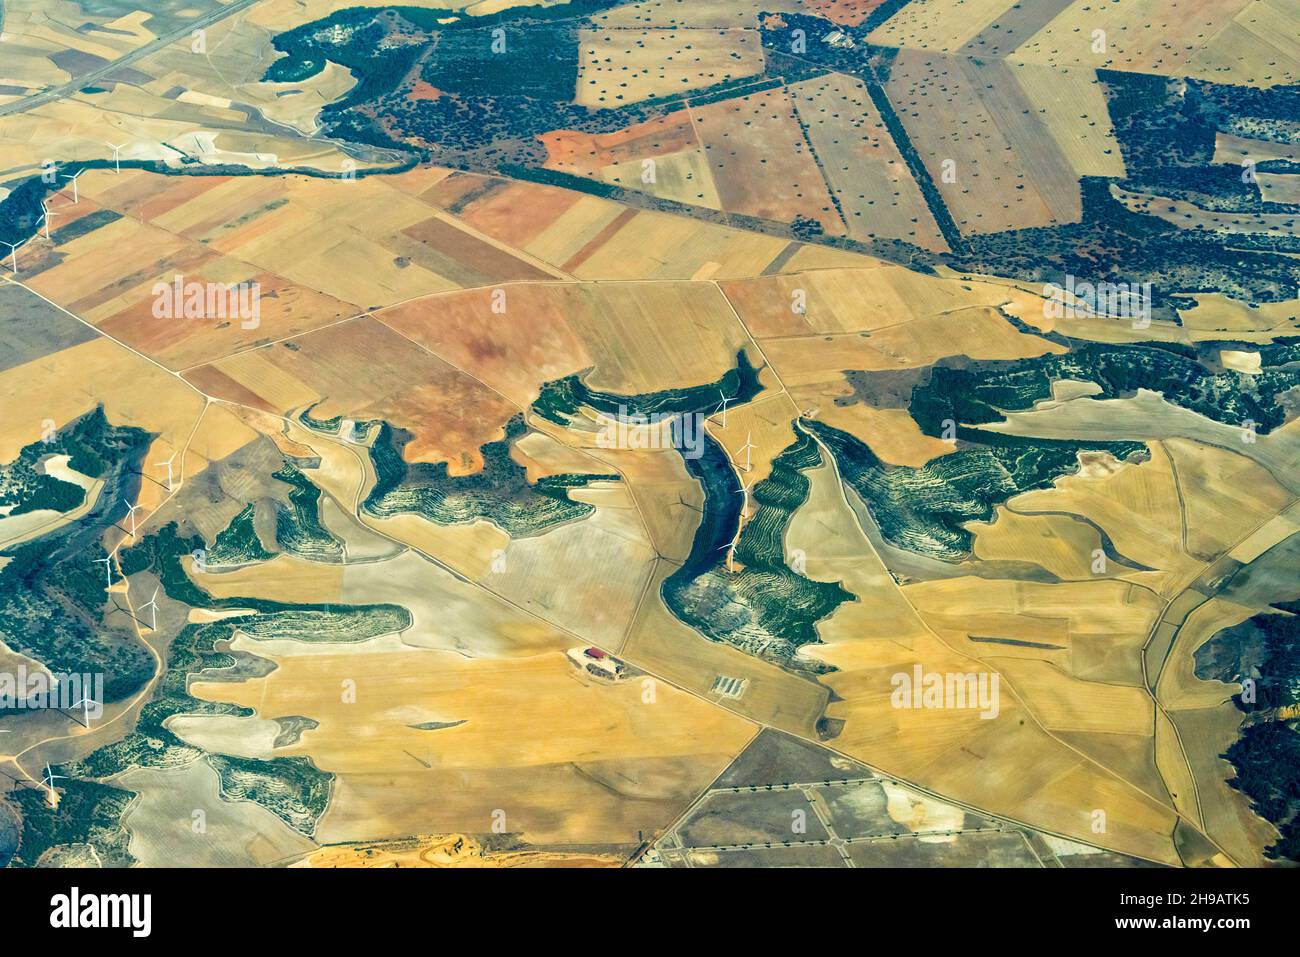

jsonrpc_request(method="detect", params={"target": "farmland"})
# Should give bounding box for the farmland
[0,0,1298,879]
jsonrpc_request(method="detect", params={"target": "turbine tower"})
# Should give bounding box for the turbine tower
[713,388,733,428]
[62,170,84,204]
[122,500,143,539]
[738,432,756,473]
[155,452,178,492]
[93,553,114,589]
[140,585,160,631]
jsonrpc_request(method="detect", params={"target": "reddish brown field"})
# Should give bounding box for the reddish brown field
[407,80,444,102]
[95,270,357,370]
[540,109,701,178]
[400,216,554,284]
[804,0,891,26]
[377,284,594,408]
[561,208,638,273]
[191,317,518,471]
[453,180,588,251]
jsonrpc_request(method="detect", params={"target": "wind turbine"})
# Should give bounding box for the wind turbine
[140,585,160,631]
[713,539,737,573]
[713,389,733,428]
[155,452,177,491]
[107,143,127,173]
[68,694,97,727]
[735,476,752,520]
[122,499,143,539]
[0,239,22,273]
[93,553,114,589]
[41,202,59,241]
[42,763,65,794]
[738,432,756,473]
[62,170,83,204]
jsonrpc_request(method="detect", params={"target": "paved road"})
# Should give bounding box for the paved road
[0,0,264,118]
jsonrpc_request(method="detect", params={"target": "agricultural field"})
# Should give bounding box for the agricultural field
[788,72,948,250]
[575,27,766,106]
[1,0,1298,889]
[692,86,846,235]
[869,0,1300,88]
[882,50,1109,236]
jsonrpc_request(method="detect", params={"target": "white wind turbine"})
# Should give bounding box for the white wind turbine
[40,202,59,241]
[736,476,752,519]
[42,762,65,795]
[122,499,143,539]
[68,693,97,727]
[93,553,114,589]
[155,451,178,491]
[0,239,23,273]
[62,170,84,204]
[715,538,737,573]
[725,476,754,574]
[713,389,733,428]
[738,432,756,473]
[140,585,160,631]
[107,143,127,173]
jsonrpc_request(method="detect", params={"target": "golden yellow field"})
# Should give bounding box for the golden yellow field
[576,28,765,106]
